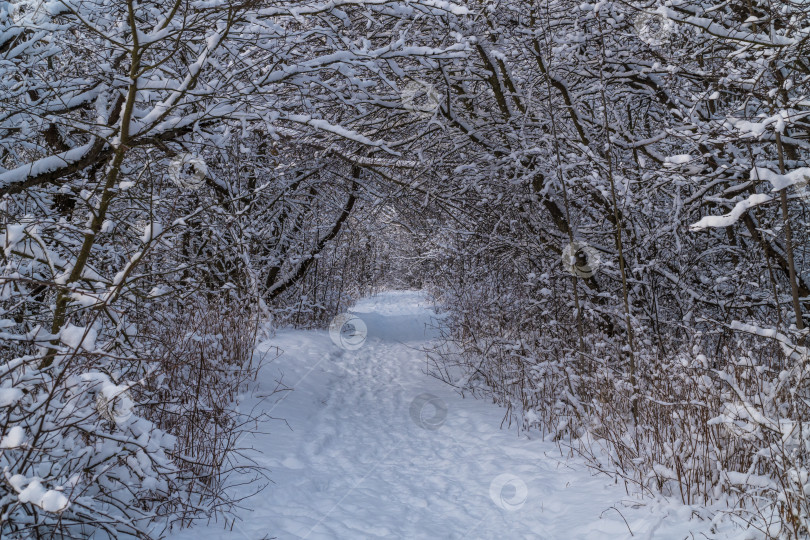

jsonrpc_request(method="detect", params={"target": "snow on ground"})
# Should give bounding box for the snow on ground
[174,290,745,540]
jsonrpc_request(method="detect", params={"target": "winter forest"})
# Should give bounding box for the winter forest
[2,0,810,537]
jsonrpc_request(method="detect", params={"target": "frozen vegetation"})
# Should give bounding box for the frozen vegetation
[1,0,810,537]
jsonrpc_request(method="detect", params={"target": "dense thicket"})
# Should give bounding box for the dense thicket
[0,0,463,536]
[411,1,810,536]
[2,0,810,537]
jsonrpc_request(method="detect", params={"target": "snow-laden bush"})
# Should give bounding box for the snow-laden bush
[0,296,262,538]
[0,347,183,537]
[427,247,810,536]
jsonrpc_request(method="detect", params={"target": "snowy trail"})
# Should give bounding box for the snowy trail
[177,291,730,540]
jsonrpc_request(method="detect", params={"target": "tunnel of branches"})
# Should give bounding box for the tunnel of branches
[2,0,810,537]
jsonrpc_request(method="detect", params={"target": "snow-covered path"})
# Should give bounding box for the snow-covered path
[177,291,732,540]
